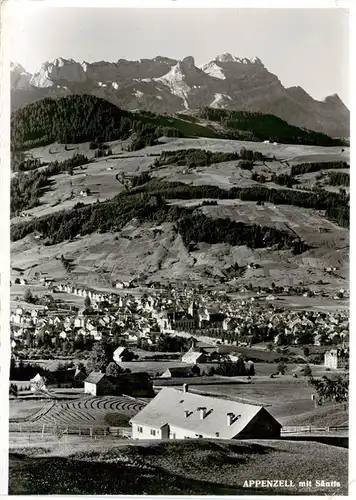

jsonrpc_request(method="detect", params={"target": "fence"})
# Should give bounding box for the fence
[9,422,132,439]
[281,425,348,435]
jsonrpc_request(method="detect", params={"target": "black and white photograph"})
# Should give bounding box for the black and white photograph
[2,0,352,496]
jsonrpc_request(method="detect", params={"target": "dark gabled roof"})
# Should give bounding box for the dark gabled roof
[165,366,197,376]
[84,371,106,384]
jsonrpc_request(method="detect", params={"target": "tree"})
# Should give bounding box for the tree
[24,288,34,304]
[266,343,274,352]
[215,357,246,377]
[84,296,91,309]
[302,364,312,377]
[88,339,114,373]
[106,361,123,378]
[303,347,310,358]
[9,383,18,397]
[308,374,348,408]
[277,361,287,375]
[76,362,87,377]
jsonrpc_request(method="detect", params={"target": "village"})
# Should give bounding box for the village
[9,271,349,443]
[10,275,349,357]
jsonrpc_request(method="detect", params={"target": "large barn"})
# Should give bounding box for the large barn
[130,386,282,440]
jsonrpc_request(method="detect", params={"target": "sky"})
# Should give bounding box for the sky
[7,6,350,106]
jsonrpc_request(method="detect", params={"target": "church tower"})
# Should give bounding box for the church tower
[188,301,200,328]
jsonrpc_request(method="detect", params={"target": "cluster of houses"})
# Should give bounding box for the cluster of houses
[10,278,349,355]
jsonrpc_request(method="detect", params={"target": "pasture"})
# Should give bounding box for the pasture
[11,136,349,296]
[14,137,349,224]
[189,367,347,426]
[10,395,145,428]
[9,439,349,495]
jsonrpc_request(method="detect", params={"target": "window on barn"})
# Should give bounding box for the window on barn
[138,426,143,433]
[150,429,156,436]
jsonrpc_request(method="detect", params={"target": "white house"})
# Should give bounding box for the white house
[324,348,348,369]
[75,317,85,329]
[130,386,282,440]
[113,346,131,363]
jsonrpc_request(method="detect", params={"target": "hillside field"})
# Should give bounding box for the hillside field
[11,137,349,298]
[9,439,348,495]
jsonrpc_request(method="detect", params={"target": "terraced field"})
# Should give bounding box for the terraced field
[18,396,146,427]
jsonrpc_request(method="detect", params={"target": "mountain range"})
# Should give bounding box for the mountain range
[10,54,349,138]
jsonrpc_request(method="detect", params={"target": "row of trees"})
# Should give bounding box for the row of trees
[156,147,264,169]
[327,171,350,187]
[134,178,349,228]
[291,161,349,176]
[208,357,255,376]
[176,212,310,254]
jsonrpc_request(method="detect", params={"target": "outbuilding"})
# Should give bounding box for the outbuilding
[84,371,114,396]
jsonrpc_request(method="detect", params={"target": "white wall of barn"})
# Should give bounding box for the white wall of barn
[84,382,97,396]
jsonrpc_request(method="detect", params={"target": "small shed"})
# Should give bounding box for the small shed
[181,351,207,364]
[84,371,114,396]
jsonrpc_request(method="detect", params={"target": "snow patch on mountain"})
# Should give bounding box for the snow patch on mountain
[155,63,191,109]
[210,93,232,108]
[11,62,33,90]
[81,62,88,72]
[156,95,163,100]
[214,53,262,65]
[200,61,226,80]
[112,82,119,90]
[30,71,54,88]
[134,90,144,98]
[98,82,107,87]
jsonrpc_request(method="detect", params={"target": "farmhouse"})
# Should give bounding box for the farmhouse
[130,386,282,440]
[181,351,207,364]
[324,348,348,369]
[113,346,135,363]
[84,371,114,396]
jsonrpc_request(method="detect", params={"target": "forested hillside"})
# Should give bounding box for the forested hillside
[11,95,195,151]
[198,108,348,146]
[11,94,346,152]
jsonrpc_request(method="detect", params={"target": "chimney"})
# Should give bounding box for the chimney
[183,383,189,393]
[184,410,190,418]
[227,413,234,426]
[198,407,207,420]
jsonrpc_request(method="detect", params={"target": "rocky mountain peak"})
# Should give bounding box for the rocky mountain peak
[10,55,349,138]
[181,55,195,68]
[215,53,236,63]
